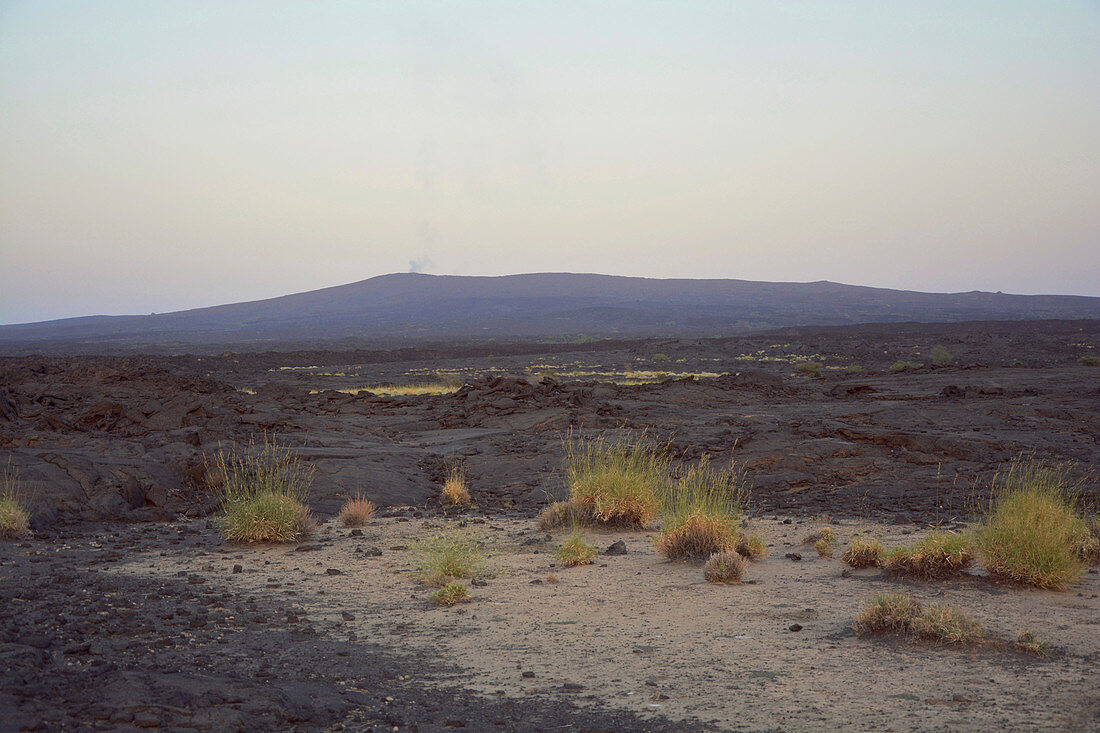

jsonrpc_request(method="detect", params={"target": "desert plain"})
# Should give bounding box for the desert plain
[2,318,1099,732]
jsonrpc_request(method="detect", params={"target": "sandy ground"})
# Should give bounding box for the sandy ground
[111,513,1100,732]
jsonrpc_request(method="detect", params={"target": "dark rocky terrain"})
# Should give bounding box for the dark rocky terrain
[2,317,1099,731]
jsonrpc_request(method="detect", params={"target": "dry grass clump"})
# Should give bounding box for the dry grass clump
[431,581,470,606]
[884,530,974,579]
[338,494,376,527]
[210,439,315,544]
[413,529,490,586]
[889,360,917,373]
[794,361,823,378]
[805,526,838,557]
[537,500,595,531]
[0,466,31,540]
[856,592,982,645]
[841,537,885,568]
[1078,355,1100,367]
[703,550,746,584]
[555,526,596,567]
[441,467,472,507]
[814,538,834,557]
[1016,630,1049,657]
[736,533,767,559]
[565,433,670,527]
[656,461,743,561]
[974,460,1093,588]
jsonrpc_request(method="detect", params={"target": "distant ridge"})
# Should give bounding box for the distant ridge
[3,272,1099,353]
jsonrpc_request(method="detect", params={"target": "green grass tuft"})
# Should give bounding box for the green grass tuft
[413,528,491,586]
[555,526,597,567]
[431,582,471,606]
[210,439,315,544]
[565,433,670,527]
[974,460,1092,588]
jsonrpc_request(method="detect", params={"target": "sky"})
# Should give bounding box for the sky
[1,1,1098,324]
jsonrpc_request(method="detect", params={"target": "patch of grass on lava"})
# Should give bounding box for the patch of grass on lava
[211,439,315,544]
[974,460,1094,588]
[565,433,670,527]
[413,528,491,586]
[0,466,31,540]
[656,460,744,561]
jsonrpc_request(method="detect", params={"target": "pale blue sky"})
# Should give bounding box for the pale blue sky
[1,1,1098,324]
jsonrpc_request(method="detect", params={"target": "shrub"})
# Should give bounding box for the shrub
[413,529,490,586]
[565,434,669,527]
[814,538,834,557]
[974,461,1092,588]
[431,582,470,606]
[338,495,376,527]
[794,361,822,378]
[441,466,472,507]
[930,345,953,366]
[651,353,671,363]
[0,465,31,540]
[211,439,315,544]
[884,531,974,579]
[537,500,595,531]
[889,360,917,373]
[736,533,767,559]
[1016,630,1049,657]
[555,526,596,567]
[704,550,746,584]
[656,461,743,561]
[856,592,923,634]
[841,538,885,568]
[856,592,981,645]
[1079,355,1100,367]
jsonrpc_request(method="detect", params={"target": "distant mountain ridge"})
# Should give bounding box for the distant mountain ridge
[3,272,1099,352]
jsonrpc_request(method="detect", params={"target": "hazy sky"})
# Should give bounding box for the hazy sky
[2,1,1098,324]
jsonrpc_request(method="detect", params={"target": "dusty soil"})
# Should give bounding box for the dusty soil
[1,318,1099,731]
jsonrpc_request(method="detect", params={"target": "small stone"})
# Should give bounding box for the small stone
[789,624,803,632]
[604,540,628,555]
[341,611,355,621]
[364,547,383,557]
[326,568,342,576]
[471,579,488,587]
[562,682,584,692]
[350,529,363,537]
[232,564,243,574]
[522,671,535,678]
[785,553,802,562]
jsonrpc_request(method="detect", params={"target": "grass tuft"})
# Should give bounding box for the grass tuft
[814,538,834,558]
[431,582,470,606]
[930,345,953,366]
[1,465,31,540]
[210,439,315,544]
[841,537,885,568]
[703,550,746,584]
[537,500,595,531]
[555,526,597,567]
[565,433,669,527]
[974,460,1092,588]
[441,467,473,507]
[736,532,767,559]
[884,530,973,579]
[856,592,982,645]
[1016,630,1049,657]
[413,529,490,586]
[794,361,823,378]
[1078,355,1100,367]
[656,461,743,561]
[889,360,917,373]
[338,495,376,527]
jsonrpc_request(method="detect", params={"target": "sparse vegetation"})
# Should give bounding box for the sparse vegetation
[1016,630,1049,657]
[856,592,982,645]
[338,494,376,527]
[884,530,974,579]
[441,466,473,507]
[930,345,953,366]
[844,365,864,374]
[431,581,470,606]
[656,460,743,561]
[803,526,837,545]
[555,525,596,567]
[413,529,490,586]
[841,538,885,568]
[736,533,767,559]
[814,538,834,557]
[0,467,31,540]
[651,353,670,363]
[974,460,1093,588]
[210,439,315,544]
[794,361,823,378]
[889,360,917,373]
[565,434,670,527]
[1078,355,1100,367]
[537,500,596,531]
[703,550,746,584]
